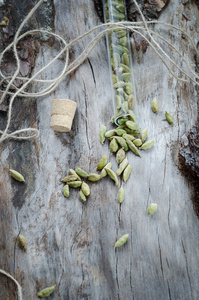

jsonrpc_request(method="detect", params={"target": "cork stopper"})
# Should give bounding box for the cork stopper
[50,99,77,132]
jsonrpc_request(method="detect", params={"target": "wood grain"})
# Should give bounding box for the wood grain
[0,0,199,299]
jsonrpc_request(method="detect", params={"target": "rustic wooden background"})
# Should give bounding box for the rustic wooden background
[0,0,199,299]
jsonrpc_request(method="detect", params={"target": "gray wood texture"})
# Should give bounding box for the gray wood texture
[0,0,199,299]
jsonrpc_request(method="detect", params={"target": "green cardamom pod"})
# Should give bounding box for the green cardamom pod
[61,174,78,183]
[122,101,129,113]
[125,121,139,131]
[113,52,120,69]
[112,11,125,20]
[9,169,25,182]
[122,133,135,142]
[128,110,136,121]
[100,162,112,178]
[17,235,27,251]
[120,36,127,46]
[140,128,148,142]
[123,164,132,182]
[116,157,128,176]
[88,173,101,182]
[114,234,129,248]
[122,53,129,66]
[75,167,88,178]
[115,30,126,38]
[116,148,126,164]
[68,181,82,188]
[115,128,126,136]
[105,167,118,185]
[81,181,90,196]
[165,111,174,124]
[126,139,141,157]
[79,190,87,203]
[112,74,118,85]
[113,81,125,89]
[68,169,81,180]
[109,138,119,152]
[112,45,129,55]
[99,124,106,144]
[139,140,154,150]
[117,117,128,125]
[118,186,125,203]
[125,82,133,95]
[119,63,130,73]
[133,139,142,147]
[147,203,158,216]
[117,87,125,94]
[120,73,131,81]
[111,57,115,70]
[96,155,108,170]
[127,94,135,109]
[115,136,128,151]
[115,95,122,109]
[105,129,116,138]
[63,184,69,198]
[151,97,159,113]
[116,4,125,12]
[38,285,56,298]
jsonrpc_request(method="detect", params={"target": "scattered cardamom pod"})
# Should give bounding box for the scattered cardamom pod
[105,167,118,185]
[123,164,132,182]
[63,185,69,198]
[122,133,135,142]
[151,97,159,113]
[79,190,87,202]
[126,139,141,157]
[99,124,106,144]
[38,285,56,298]
[61,174,78,183]
[17,235,27,251]
[114,136,128,151]
[88,174,101,182]
[96,155,108,171]
[114,234,129,248]
[140,140,154,150]
[105,129,116,138]
[127,94,135,109]
[133,139,142,147]
[122,101,129,113]
[101,162,112,178]
[75,167,88,178]
[68,169,81,181]
[115,95,122,109]
[125,121,139,131]
[141,128,148,142]
[109,138,119,152]
[115,128,126,136]
[118,186,124,203]
[68,181,82,188]
[116,157,128,176]
[165,111,174,124]
[147,203,158,216]
[9,169,25,182]
[116,148,126,164]
[81,181,90,196]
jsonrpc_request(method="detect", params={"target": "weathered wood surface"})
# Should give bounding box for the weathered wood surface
[0,0,199,299]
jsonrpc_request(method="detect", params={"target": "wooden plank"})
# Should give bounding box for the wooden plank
[0,0,199,299]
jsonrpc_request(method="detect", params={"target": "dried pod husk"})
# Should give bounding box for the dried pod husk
[165,111,174,124]
[81,181,90,196]
[140,140,154,150]
[109,138,119,153]
[100,162,112,178]
[126,139,141,157]
[141,128,148,142]
[114,234,129,248]
[75,168,88,178]
[127,94,135,109]
[133,139,142,147]
[122,133,135,142]
[96,155,108,170]
[120,36,127,46]
[9,169,25,182]
[125,121,139,131]
[68,181,82,188]
[112,74,118,84]
[122,53,129,66]
[151,97,159,113]
[123,164,132,182]
[38,285,56,298]
[147,203,158,216]
[118,186,125,203]
[116,148,125,164]
[115,128,126,136]
[99,124,107,144]
[120,73,131,82]
[88,173,101,182]
[125,82,133,95]
[114,136,128,151]
[61,174,78,183]
[105,167,118,185]
[68,169,81,181]
[63,184,69,198]
[116,157,128,176]
[17,235,27,251]
[120,63,130,73]
[105,129,116,138]
[79,190,87,203]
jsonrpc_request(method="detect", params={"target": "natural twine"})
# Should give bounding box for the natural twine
[0,0,198,144]
[0,269,22,300]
